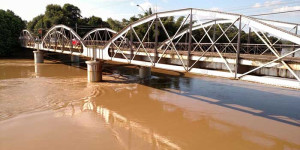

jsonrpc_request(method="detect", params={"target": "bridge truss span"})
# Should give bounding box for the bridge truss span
[41,24,87,56]
[102,8,300,87]
[83,28,118,48]
[19,30,35,48]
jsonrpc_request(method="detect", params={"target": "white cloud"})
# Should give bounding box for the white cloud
[264,0,282,7]
[252,0,281,8]
[88,0,130,2]
[130,1,136,6]
[273,5,300,12]
[139,1,152,10]
[135,0,163,13]
[253,3,261,8]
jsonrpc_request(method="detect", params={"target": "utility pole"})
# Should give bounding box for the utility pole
[137,5,150,47]
[294,26,298,51]
[187,9,193,70]
[154,15,159,63]
[212,21,216,52]
[41,17,43,40]
[235,15,242,79]
[247,27,251,53]
[130,28,133,61]
[75,23,78,33]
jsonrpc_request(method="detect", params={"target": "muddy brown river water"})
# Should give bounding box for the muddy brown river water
[0,58,299,150]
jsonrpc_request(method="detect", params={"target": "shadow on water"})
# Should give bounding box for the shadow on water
[100,62,300,127]
[153,76,300,127]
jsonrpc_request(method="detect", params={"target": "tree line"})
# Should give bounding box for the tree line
[27,4,281,45]
[0,4,283,56]
[0,9,25,56]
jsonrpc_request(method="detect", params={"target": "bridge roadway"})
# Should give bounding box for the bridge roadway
[19,8,300,89]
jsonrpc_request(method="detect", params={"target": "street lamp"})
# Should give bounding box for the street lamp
[136,4,150,46]
[136,5,146,14]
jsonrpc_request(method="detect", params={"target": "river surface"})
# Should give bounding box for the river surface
[0,58,299,150]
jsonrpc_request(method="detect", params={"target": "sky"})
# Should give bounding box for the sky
[0,0,299,23]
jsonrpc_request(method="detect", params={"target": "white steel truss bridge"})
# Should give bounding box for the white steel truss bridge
[19,8,300,89]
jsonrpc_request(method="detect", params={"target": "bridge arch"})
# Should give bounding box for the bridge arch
[19,30,35,47]
[83,28,118,47]
[42,24,86,54]
[49,30,69,40]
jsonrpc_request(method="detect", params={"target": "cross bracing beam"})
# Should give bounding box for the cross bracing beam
[100,8,300,84]
[158,19,232,49]
[161,20,299,50]
[104,8,300,51]
[49,30,69,41]
[254,17,299,33]
[82,28,127,48]
[82,28,118,40]
[106,9,296,56]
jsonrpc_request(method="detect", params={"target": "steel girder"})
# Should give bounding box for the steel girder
[82,28,118,40]
[41,24,86,50]
[82,28,125,48]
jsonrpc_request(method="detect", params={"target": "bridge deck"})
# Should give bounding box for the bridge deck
[108,48,300,63]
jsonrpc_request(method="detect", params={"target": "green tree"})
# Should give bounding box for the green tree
[27,14,44,33]
[25,4,281,48]
[87,16,109,27]
[0,9,25,56]
[43,4,64,28]
[62,3,81,27]
[107,18,123,31]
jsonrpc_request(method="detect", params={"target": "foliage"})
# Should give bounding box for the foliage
[87,16,109,27]
[107,18,123,31]
[27,15,44,33]
[0,9,25,56]
[62,3,81,26]
[25,3,280,45]
[27,4,113,37]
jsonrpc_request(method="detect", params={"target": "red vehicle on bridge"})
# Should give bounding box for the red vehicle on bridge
[72,38,80,46]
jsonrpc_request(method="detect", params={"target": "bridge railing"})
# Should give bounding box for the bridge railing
[110,40,300,57]
[84,40,108,48]
[19,37,35,47]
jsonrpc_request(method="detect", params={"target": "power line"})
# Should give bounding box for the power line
[250,9,300,17]
[225,0,300,12]
[223,0,299,11]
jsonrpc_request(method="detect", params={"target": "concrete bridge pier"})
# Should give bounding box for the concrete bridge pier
[33,51,44,63]
[71,55,80,63]
[139,66,151,79]
[86,60,102,82]
[34,64,41,78]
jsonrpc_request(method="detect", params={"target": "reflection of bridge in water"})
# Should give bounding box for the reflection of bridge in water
[19,8,300,89]
[56,81,300,149]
